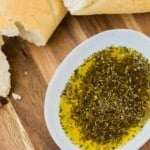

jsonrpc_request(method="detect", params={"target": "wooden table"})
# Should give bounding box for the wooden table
[0,13,150,150]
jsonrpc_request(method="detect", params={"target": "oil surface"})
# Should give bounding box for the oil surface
[59,46,150,150]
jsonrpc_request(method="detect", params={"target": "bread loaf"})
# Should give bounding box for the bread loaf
[64,0,150,15]
[0,0,67,46]
[0,36,10,97]
[0,0,67,97]
[0,14,19,37]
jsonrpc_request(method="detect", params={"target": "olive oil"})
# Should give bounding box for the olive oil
[59,46,150,150]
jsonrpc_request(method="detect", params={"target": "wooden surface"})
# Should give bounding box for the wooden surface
[0,13,150,150]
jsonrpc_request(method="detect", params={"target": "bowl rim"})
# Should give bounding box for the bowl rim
[44,29,150,150]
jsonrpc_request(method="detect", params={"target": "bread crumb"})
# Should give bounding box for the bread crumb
[12,93,22,100]
[24,71,28,75]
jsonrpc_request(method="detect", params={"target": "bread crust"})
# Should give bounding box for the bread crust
[0,14,19,37]
[64,0,150,15]
[0,0,67,46]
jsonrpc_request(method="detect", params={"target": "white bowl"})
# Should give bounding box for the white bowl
[44,29,150,150]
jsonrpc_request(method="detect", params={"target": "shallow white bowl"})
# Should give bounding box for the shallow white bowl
[44,29,150,150]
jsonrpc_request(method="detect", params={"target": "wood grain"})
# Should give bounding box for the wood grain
[0,102,34,150]
[0,13,150,150]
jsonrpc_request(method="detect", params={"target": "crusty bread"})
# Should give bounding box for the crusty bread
[0,36,4,46]
[0,36,11,97]
[0,14,19,37]
[64,0,150,15]
[0,0,67,46]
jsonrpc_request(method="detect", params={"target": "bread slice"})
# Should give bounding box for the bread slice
[0,0,67,46]
[64,0,150,15]
[0,36,11,97]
